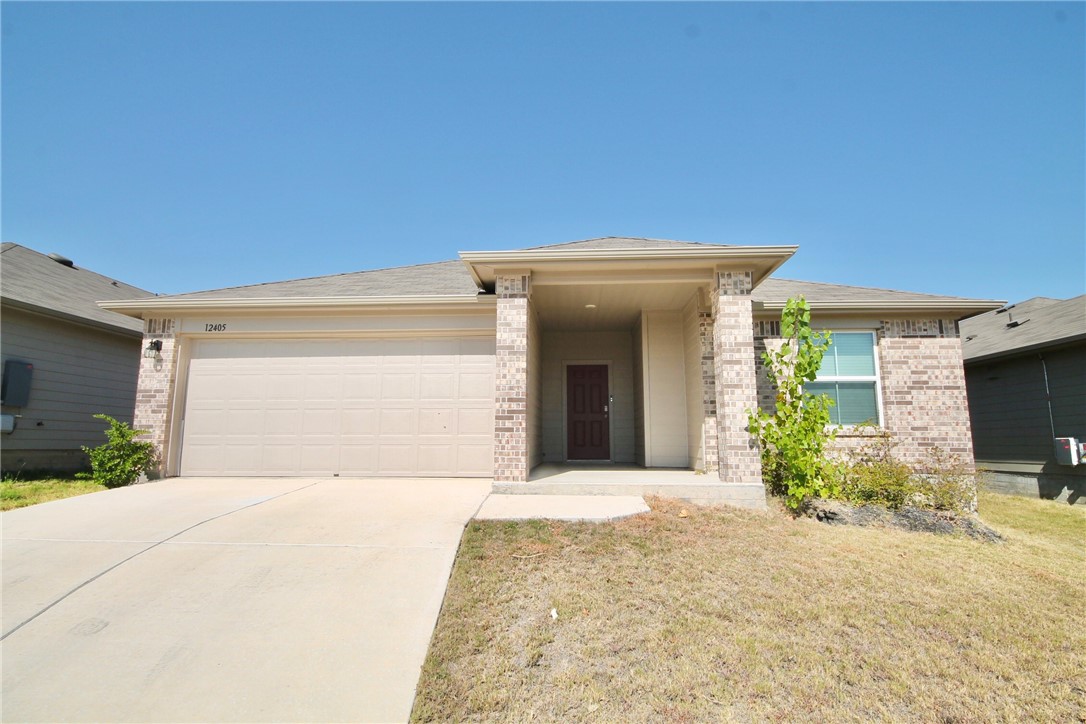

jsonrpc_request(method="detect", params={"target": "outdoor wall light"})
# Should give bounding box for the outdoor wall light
[144,339,163,359]
[584,304,597,309]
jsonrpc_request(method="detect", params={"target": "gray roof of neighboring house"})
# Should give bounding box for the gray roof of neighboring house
[0,243,153,334]
[114,237,992,310]
[959,295,1086,362]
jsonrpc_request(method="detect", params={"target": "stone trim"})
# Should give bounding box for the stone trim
[880,319,959,339]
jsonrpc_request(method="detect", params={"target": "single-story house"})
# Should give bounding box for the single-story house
[960,295,1086,504]
[101,238,1003,508]
[1,243,155,474]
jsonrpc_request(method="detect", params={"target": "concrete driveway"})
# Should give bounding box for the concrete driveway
[1,477,491,723]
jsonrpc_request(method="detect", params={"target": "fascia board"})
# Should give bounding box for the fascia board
[99,295,496,317]
[755,299,1007,315]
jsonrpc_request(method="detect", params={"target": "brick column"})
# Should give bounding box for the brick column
[133,317,180,478]
[494,273,531,482]
[712,271,764,491]
[698,306,719,474]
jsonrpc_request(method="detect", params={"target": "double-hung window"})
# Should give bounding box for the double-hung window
[805,331,882,426]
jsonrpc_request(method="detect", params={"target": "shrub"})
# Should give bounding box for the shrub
[747,297,841,510]
[80,414,157,488]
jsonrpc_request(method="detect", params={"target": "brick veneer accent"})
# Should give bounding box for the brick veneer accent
[753,318,975,470]
[712,271,763,486]
[874,322,975,469]
[494,273,531,482]
[133,317,180,476]
[698,308,719,473]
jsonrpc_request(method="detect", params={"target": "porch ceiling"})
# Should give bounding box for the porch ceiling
[532,282,706,330]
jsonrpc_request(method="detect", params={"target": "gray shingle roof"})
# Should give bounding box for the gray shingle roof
[0,243,153,334]
[524,237,729,251]
[163,260,480,300]
[959,295,1086,361]
[753,277,983,305]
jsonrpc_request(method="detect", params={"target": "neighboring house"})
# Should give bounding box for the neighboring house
[960,295,1086,504]
[1,243,155,474]
[101,237,1002,509]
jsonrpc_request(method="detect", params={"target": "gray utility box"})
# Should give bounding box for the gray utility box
[1054,438,1083,467]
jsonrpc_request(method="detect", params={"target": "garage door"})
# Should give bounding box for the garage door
[179,337,495,477]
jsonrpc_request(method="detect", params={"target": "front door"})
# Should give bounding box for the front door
[567,364,610,460]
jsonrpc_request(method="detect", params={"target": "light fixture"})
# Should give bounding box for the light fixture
[585,304,597,309]
[144,339,163,359]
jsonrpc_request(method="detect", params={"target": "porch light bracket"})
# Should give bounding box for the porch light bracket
[144,339,163,359]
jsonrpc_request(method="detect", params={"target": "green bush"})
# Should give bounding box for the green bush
[80,414,157,488]
[747,297,841,510]
[836,431,975,513]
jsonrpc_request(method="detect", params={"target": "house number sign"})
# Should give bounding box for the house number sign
[204,323,228,332]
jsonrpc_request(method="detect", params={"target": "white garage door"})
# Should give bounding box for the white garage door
[179,337,495,477]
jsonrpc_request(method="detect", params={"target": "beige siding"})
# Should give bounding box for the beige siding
[1,307,141,469]
[632,317,645,466]
[527,305,543,468]
[541,331,635,463]
[682,295,705,471]
[642,311,690,468]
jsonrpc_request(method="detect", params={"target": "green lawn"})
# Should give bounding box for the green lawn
[413,492,1085,722]
[0,477,107,511]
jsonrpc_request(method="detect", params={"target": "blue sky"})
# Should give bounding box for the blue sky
[3,2,1083,301]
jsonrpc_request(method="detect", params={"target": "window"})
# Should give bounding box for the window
[805,332,882,426]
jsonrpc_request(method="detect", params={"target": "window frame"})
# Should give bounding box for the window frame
[807,330,885,428]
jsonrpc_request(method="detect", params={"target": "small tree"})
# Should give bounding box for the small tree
[81,414,157,488]
[747,297,840,509]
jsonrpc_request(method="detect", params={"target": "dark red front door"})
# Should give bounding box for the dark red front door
[567,365,610,460]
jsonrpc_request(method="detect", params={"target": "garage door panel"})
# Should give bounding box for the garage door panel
[180,337,494,477]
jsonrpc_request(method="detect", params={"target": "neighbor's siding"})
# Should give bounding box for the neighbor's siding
[966,342,1086,473]
[540,330,635,463]
[0,307,142,472]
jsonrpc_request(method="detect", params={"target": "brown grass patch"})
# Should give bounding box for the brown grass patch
[412,493,1086,722]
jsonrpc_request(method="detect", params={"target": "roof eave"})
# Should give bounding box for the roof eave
[98,294,495,318]
[459,246,799,289]
[754,299,1007,315]
[2,296,145,337]
[963,333,1086,364]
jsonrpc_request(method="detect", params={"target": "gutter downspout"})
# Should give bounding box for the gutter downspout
[1039,353,1056,439]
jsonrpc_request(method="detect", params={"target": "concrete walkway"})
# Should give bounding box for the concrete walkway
[476,493,650,521]
[1,477,491,724]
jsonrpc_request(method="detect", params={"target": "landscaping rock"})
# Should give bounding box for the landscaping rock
[804,499,1003,542]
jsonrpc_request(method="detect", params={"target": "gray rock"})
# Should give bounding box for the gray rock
[803,499,1003,542]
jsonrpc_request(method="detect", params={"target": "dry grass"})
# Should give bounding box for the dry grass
[413,493,1086,722]
[0,477,106,511]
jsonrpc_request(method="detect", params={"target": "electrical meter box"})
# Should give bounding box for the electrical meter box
[1054,438,1082,467]
[1,360,33,407]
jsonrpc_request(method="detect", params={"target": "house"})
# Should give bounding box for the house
[960,295,1086,504]
[1,243,155,474]
[100,238,1002,508]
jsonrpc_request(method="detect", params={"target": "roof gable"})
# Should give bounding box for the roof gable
[0,243,153,334]
[523,237,729,251]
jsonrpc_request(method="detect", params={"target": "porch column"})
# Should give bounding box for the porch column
[133,317,180,478]
[494,272,532,482]
[712,271,765,493]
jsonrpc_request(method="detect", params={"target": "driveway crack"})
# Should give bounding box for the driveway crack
[0,481,320,641]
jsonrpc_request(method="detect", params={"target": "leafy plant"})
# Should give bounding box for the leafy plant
[80,414,157,488]
[747,297,840,509]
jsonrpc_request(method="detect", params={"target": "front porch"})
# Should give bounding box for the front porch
[492,463,768,509]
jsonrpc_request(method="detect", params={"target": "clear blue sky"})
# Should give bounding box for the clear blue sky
[3,2,1083,301]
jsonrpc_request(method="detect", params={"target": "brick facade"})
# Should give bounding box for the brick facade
[133,317,180,477]
[712,271,763,487]
[494,273,531,482]
[753,317,975,470]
